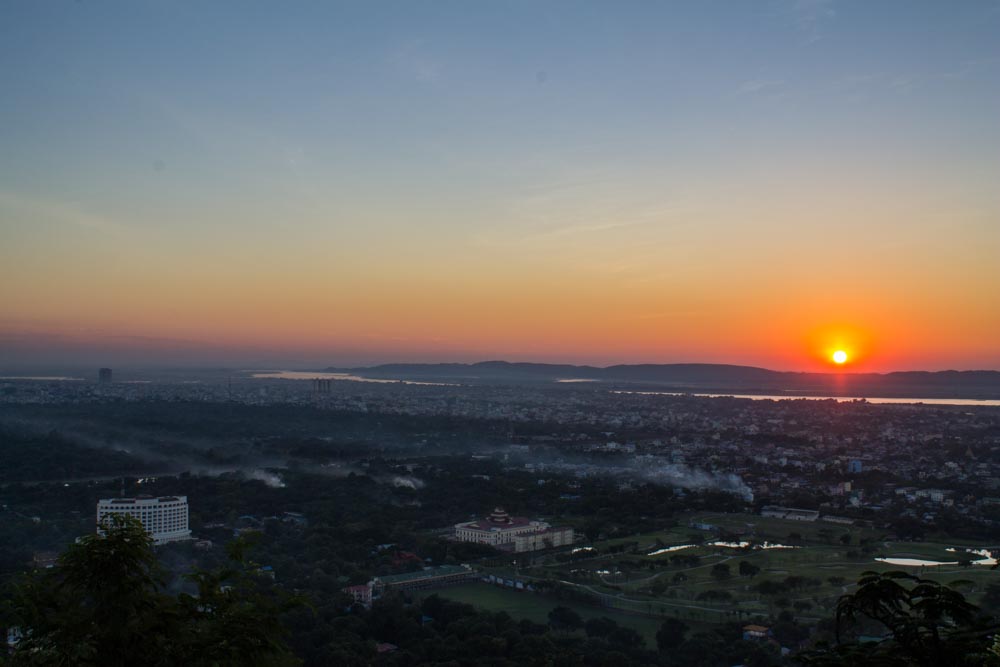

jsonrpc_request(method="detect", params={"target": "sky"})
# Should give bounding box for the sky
[1,1,999,372]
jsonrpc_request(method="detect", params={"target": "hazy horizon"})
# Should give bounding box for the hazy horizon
[2,338,999,376]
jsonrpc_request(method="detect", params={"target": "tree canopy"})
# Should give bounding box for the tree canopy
[798,570,1000,667]
[2,515,299,666]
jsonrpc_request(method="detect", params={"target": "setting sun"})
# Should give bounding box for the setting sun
[832,350,848,364]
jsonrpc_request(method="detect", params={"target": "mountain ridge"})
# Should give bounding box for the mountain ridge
[321,361,1000,399]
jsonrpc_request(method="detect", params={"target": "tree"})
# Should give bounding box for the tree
[6,514,174,666]
[583,520,603,542]
[711,563,732,581]
[607,625,644,649]
[799,571,1000,667]
[3,514,300,666]
[584,616,618,639]
[656,617,688,651]
[178,536,304,664]
[547,605,583,633]
[757,580,788,596]
[739,560,761,578]
[982,583,1000,612]
[697,589,733,602]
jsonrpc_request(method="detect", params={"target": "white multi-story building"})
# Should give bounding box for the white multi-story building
[454,507,574,553]
[96,496,191,545]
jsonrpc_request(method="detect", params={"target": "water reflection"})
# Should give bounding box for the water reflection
[250,370,459,386]
[613,390,1000,407]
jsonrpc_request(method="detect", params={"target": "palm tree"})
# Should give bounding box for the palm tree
[799,570,1000,667]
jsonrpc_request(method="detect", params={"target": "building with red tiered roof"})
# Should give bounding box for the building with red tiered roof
[454,508,573,553]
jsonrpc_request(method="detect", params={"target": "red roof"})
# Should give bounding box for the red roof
[392,551,422,565]
[343,585,370,594]
[463,516,534,531]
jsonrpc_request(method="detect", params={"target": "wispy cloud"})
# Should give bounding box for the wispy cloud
[478,169,686,246]
[829,56,1000,96]
[521,217,654,242]
[737,79,785,95]
[389,40,444,84]
[0,190,124,233]
[784,0,836,45]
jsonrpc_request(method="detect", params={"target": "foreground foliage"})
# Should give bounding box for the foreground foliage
[798,570,1000,667]
[1,515,299,666]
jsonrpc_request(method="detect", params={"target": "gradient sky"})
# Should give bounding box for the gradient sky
[2,1,998,371]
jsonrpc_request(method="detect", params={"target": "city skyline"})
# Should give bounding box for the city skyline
[2,2,999,372]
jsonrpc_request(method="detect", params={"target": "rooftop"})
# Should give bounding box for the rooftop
[100,496,186,505]
[374,565,472,585]
[461,516,535,531]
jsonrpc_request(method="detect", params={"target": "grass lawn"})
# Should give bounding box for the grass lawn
[517,511,1000,618]
[412,582,682,647]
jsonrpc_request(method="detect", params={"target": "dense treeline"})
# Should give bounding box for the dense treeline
[0,425,147,483]
[1,516,298,666]
[282,593,786,666]
[0,401,511,455]
[6,523,997,665]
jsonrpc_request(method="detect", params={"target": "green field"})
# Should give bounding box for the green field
[412,582,673,646]
[413,512,997,646]
[494,512,999,622]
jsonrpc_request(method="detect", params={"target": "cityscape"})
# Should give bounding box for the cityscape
[2,367,1000,664]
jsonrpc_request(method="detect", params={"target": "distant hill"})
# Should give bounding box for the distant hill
[322,361,1000,399]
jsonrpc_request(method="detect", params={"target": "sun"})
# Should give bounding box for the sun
[832,350,848,364]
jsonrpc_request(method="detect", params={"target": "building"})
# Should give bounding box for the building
[454,507,574,553]
[342,584,373,607]
[820,515,855,526]
[743,624,772,641]
[512,526,575,552]
[371,564,477,593]
[760,506,819,522]
[31,551,59,569]
[848,459,863,474]
[98,367,113,383]
[96,496,191,545]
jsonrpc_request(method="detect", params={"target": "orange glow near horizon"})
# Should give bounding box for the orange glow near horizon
[0,229,997,371]
[0,303,958,372]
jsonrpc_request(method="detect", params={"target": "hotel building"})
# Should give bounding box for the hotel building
[96,496,192,545]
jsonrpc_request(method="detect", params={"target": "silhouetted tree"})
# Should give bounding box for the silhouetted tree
[798,571,1000,666]
[547,605,583,633]
[656,617,688,651]
[584,616,618,639]
[3,515,300,666]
